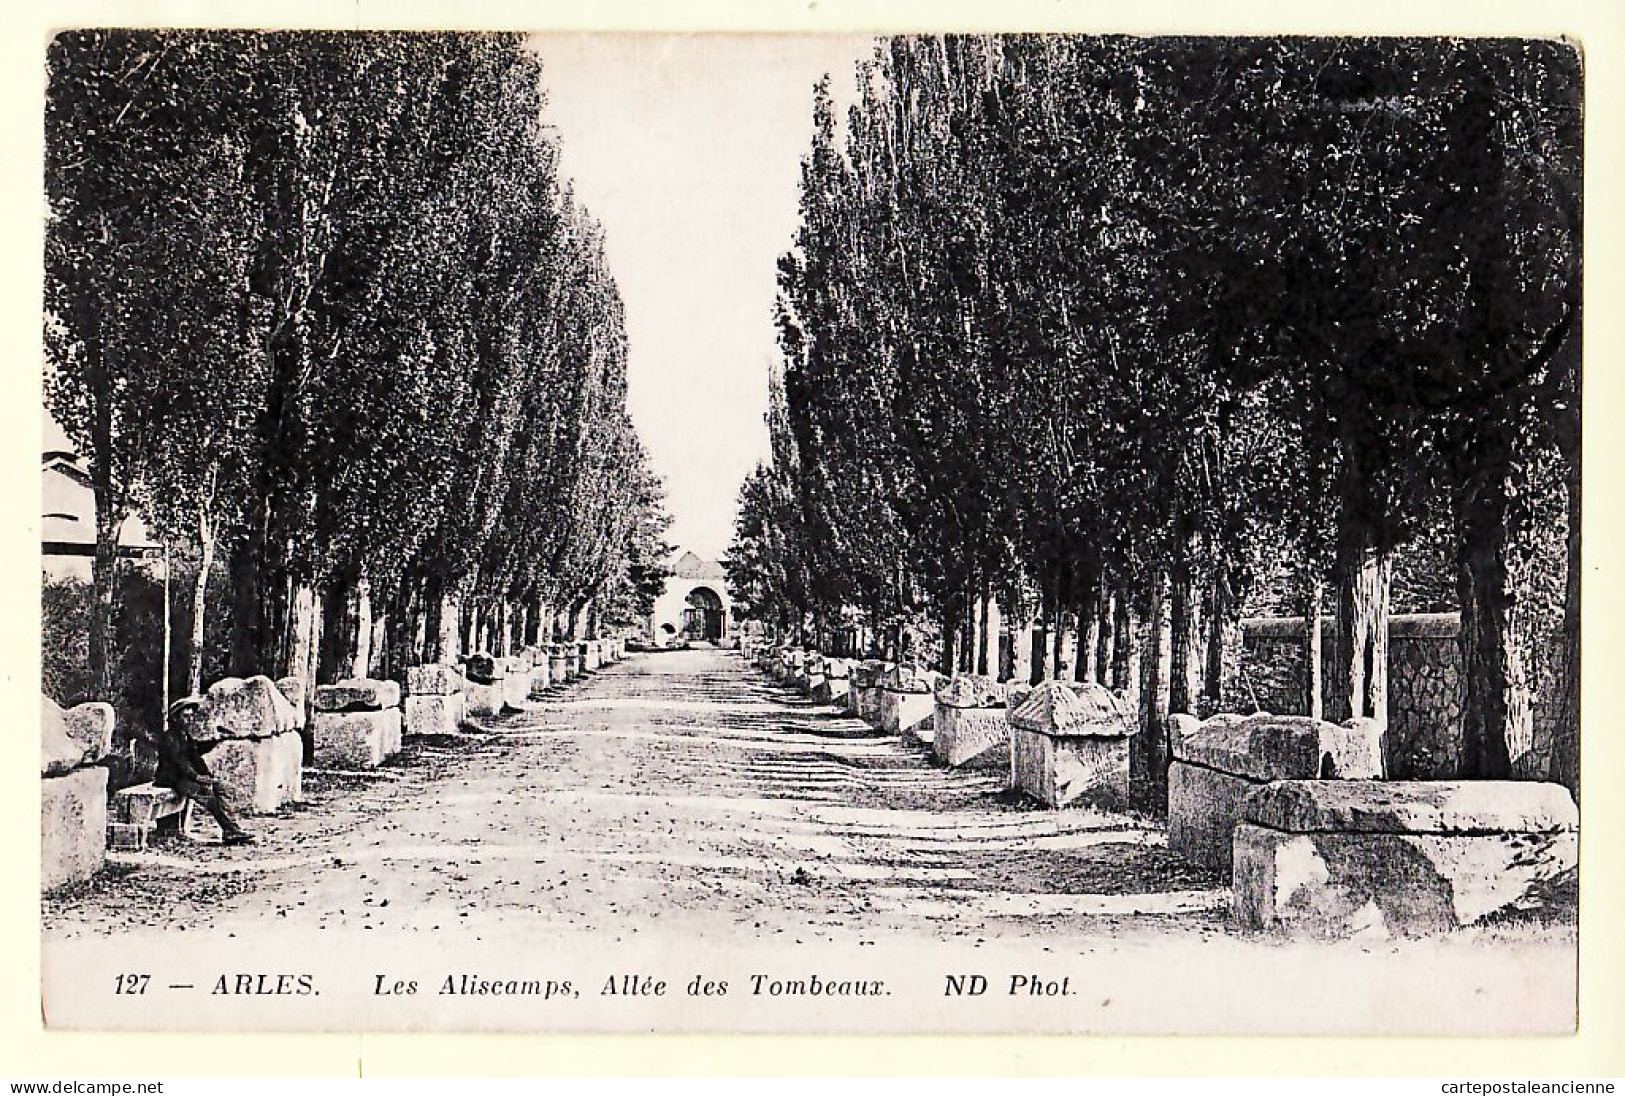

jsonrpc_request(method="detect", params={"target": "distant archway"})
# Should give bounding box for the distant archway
[683,586,725,643]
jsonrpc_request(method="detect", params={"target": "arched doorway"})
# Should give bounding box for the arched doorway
[682,586,725,643]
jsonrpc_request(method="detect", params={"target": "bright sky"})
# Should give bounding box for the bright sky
[529,34,871,562]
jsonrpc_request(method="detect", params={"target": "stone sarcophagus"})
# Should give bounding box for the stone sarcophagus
[406,662,468,737]
[816,658,851,705]
[548,644,571,686]
[1007,681,1135,810]
[852,660,891,725]
[312,678,403,770]
[802,653,827,697]
[522,646,553,698]
[196,676,304,815]
[783,649,807,688]
[499,655,532,710]
[880,664,935,741]
[460,652,505,717]
[42,697,113,891]
[931,674,1009,769]
[1232,780,1578,938]
[1167,711,1384,875]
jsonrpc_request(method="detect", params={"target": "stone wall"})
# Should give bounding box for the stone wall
[1235,613,1557,781]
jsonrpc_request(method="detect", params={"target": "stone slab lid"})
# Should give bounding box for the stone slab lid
[315,678,402,712]
[933,673,1005,709]
[203,675,300,740]
[1173,713,1383,781]
[1242,780,1578,835]
[408,663,465,696]
[882,664,932,693]
[1007,681,1132,738]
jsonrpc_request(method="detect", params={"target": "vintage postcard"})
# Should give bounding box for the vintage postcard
[33,22,1590,1041]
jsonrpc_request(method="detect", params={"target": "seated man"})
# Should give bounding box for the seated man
[153,698,255,847]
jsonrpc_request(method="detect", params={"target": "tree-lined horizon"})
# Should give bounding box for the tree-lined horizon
[45,30,672,712]
[726,35,1580,796]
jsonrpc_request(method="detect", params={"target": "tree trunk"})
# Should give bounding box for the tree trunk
[1551,400,1581,798]
[1333,521,1391,727]
[186,520,217,695]
[1049,568,1067,680]
[227,523,265,678]
[1075,559,1101,683]
[939,599,958,676]
[1457,470,1528,779]
[317,581,349,686]
[1303,578,1323,720]
[439,591,461,665]
[1111,594,1134,694]
[1095,591,1114,686]
[1169,513,1200,717]
[87,503,125,700]
[350,576,373,679]
[1202,572,1233,717]
[1135,573,1170,811]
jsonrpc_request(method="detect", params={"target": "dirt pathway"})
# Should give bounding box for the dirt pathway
[46,648,1232,946]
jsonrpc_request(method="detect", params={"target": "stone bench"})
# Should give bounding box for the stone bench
[932,674,1009,769]
[107,782,199,850]
[312,678,403,769]
[1232,780,1578,938]
[1167,712,1383,875]
[1007,681,1135,810]
[881,665,935,741]
[405,663,467,737]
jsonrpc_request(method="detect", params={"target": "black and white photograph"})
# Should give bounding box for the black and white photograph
[33,21,1593,1041]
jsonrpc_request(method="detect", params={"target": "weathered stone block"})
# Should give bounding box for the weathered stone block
[1167,711,1384,874]
[1007,682,1134,809]
[206,730,303,814]
[407,663,465,697]
[42,765,107,891]
[113,782,188,828]
[42,697,114,777]
[313,709,402,769]
[464,653,498,685]
[881,688,936,741]
[406,693,464,737]
[313,678,401,713]
[813,675,850,705]
[1172,712,1384,782]
[932,703,1009,769]
[528,662,553,698]
[1167,761,1259,872]
[1010,725,1130,810]
[501,666,531,710]
[274,677,309,729]
[463,678,505,718]
[1232,780,1578,938]
[203,676,300,741]
[1243,778,1576,835]
[548,651,570,684]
